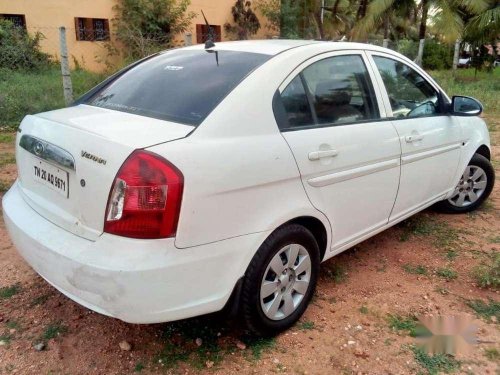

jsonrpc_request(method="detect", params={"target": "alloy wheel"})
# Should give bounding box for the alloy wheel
[260,244,312,321]
[448,165,487,207]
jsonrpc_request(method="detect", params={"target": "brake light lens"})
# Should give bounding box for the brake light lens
[104,150,183,239]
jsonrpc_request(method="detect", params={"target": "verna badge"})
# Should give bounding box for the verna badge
[81,151,107,165]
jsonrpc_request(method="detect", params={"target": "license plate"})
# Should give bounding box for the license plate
[32,158,69,197]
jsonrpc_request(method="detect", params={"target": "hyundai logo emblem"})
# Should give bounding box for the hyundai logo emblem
[33,142,44,156]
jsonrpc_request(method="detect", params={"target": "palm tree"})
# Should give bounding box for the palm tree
[463,0,500,44]
[320,0,359,40]
[351,0,417,45]
[415,0,488,66]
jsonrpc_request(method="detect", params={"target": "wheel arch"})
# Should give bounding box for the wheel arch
[475,145,491,161]
[283,216,329,262]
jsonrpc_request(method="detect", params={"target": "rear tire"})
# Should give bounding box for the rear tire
[435,153,495,213]
[240,224,320,336]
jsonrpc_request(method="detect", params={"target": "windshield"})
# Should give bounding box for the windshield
[86,50,270,126]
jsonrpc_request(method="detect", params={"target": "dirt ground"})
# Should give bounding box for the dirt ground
[0,117,498,375]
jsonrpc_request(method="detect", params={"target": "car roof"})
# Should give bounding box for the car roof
[182,39,393,56]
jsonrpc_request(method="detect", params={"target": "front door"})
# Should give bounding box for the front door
[368,53,462,221]
[276,52,401,251]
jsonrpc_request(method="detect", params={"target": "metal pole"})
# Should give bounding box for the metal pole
[59,26,74,105]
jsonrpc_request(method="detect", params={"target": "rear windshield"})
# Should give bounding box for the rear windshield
[86,50,270,126]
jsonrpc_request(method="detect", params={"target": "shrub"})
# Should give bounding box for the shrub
[473,252,500,289]
[224,0,261,40]
[113,0,196,59]
[422,39,453,70]
[0,19,52,71]
[395,39,453,70]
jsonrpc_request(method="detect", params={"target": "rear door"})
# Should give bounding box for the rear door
[366,52,462,221]
[276,51,401,251]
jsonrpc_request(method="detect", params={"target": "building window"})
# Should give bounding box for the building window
[74,18,110,41]
[196,24,221,44]
[0,14,26,29]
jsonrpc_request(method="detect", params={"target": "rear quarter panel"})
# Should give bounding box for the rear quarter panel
[148,133,330,249]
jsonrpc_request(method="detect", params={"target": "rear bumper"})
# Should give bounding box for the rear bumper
[2,181,267,323]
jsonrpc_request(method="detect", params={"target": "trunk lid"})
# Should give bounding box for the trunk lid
[15,104,193,240]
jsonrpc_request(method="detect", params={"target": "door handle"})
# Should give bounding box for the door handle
[308,149,338,161]
[405,134,424,143]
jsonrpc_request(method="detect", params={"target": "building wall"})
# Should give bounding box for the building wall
[0,0,119,71]
[0,0,276,72]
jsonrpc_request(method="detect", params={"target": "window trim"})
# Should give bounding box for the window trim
[196,24,222,44]
[276,51,384,132]
[74,17,110,42]
[0,14,26,29]
[365,51,450,120]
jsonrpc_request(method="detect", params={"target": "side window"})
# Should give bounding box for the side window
[280,75,314,127]
[301,55,379,125]
[373,56,439,118]
[278,55,379,130]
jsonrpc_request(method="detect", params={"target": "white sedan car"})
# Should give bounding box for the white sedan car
[3,40,494,335]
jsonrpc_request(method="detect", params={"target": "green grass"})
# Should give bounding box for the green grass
[359,305,369,314]
[403,264,429,276]
[436,267,458,281]
[467,299,500,322]
[388,314,418,337]
[411,345,461,375]
[298,320,315,330]
[473,252,500,289]
[0,67,106,129]
[30,294,51,307]
[5,321,20,331]
[158,318,228,369]
[399,214,459,250]
[490,236,500,244]
[0,284,21,300]
[0,333,12,345]
[0,154,15,167]
[484,347,500,361]
[134,362,145,372]
[445,249,458,261]
[155,341,191,369]
[0,133,15,143]
[430,69,500,119]
[325,264,348,283]
[156,317,275,368]
[0,180,12,193]
[41,322,67,341]
[243,336,276,360]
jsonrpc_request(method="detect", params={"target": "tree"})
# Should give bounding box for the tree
[113,0,196,59]
[351,0,417,44]
[256,0,314,39]
[255,0,280,34]
[462,0,500,71]
[224,0,261,40]
[415,0,485,66]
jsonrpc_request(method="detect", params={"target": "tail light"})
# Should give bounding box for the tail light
[104,150,183,239]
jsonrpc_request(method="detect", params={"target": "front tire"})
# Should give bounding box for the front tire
[240,224,320,336]
[436,153,495,213]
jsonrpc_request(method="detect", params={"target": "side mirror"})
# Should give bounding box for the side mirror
[450,95,483,116]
